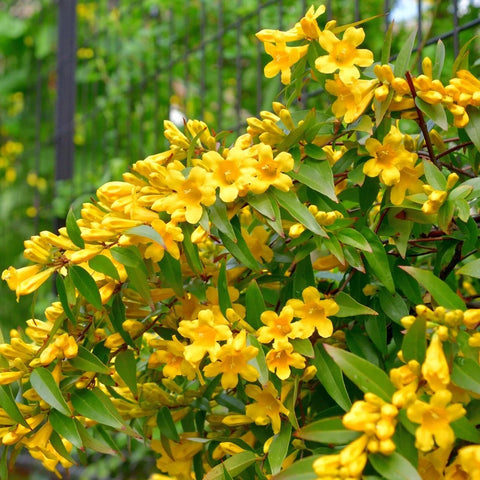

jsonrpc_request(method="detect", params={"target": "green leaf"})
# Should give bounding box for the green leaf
[69,265,103,310]
[88,255,120,281]
[304,144,326,160]
[271,189,327,237]
[181,223,204,274]
[66,208,85,249]
[125,264,153,307]
[400,266,466,310]
[452,35,479,74]
[245,281,266,330]
[71,388,124,430]
[209,199,236,240]
[365,315,387,354]
[334,292,377,317]
[378,288,409,323]
[452,415,480,443]
[465,105,480,152]
[56,274,75,324]
[271,455,321,480]
[433,40,445,79]
[268,422,292,475]
[157,406,180,441]
[248,192,284,237]
[415,98,448,130]
[49,410,83,449]
[159,252,183,297]
[394,29,417,77]
[457,257,480,278]
[115,349,138,396]
[109,294,135,349]
[290,338,314,358]
[111,246,147,273]
[218,260,232,317]
[124,224,166,248]
[402,316,426,364]
[0,386,29,428]
[247,335,269,386]
[345,328,380,367]
[50,431,77,465]
[69,345,110,374]
[337,229,372,252]
[76,422,117,455]
[203,451,257,480]
[422,159,447,190]
[451,357,480,394]
[324,344,395,401]
[381,21,394,65]
[290,159,337,202]
[295,417,359,444]
[277,109,315,152]
[30,368,71,416]
[361,228,395,293]
[370,452,422,480]
[0,446,7,480]
[312,344,351,412]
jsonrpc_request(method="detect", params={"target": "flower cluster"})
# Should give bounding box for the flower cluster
[1,4,480,480]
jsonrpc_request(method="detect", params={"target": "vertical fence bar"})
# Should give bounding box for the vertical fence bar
[217,0,224,129]
[235,0,242,133]
[55,0,77,228]
[200,0,206,121]
[452,0,460,56]
[417,0,423,71]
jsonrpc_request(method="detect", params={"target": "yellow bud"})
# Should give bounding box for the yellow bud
[222,414,254,427]
[446,172,459,190]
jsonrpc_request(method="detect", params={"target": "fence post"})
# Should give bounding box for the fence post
[55,0,77,229]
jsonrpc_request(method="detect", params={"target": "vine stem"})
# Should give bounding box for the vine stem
[404,71,438,167]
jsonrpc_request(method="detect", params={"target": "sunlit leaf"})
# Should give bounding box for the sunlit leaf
[69,265,103,310]
[30,368,70,416]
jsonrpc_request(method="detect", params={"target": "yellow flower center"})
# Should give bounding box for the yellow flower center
[375,147,395,167]
[332,41,355,65]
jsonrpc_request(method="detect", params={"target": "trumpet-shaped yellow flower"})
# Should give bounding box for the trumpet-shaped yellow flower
[152,166,216,224]
[143,218,184,262]
[203,330,259,388]
[38,333,78,366]
[249,143,294,194]
[178,309,232,364]
[257,305,300,345]
[298,5,325,40]
[286,286,339,338]
[422,333,450,392]
[148,336,196,380]
[363,125,417,186]
[390,161,424,205]
[265,339,306,380]
[407,389,465,452]
[262,42,309,85]
[325,75,377,123]
[2,265,55,301]
[245,381,289,434]
[315,27,373,84]
[241,226,273,263]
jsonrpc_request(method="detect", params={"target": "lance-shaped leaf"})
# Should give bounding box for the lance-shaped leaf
[245,281,266,330]
[0,385,29,428]
[69,345,110,374]
[56,274,75,324]
[378,288,409,324]
[247,192,283,237]
[452,357,480,394]
[271,455,321,480]
[159,252,183,297]
[30,368,70,416]
[124,224,166,248]
[337,229,372,252]
[457,258,480,279]
[272,189,327,237]
[76,422,117,455]
[312,344,351,411]
[115,349,138,396]
[268,422,292,475]
[181,223,204,274]
[247,335,268,386]
[423,159,446,190]
[334,292,377,317]
[370,452,422,480]
[66,207,84,249]
[402,316,426,363]
[156,406,180,441]
[203,451,257,480]
[393,29,416,76]
[416,98,448,130]
[400,266,466,310]
[89,254,120,281]
[465,105,480,152]
[50,431,77,465]
[71,388,124,430]
[49,410,83,449]
[69,265,103,310]
[295,416,359,444]
[109,293,135,348]
[217,260,232,317]
[289,158,337,201]
[433,39,445,78]
[209,199,235,240]
[324,344,395,402]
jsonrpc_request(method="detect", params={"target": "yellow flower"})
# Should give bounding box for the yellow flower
[456,445,480,479]
[39,333,78,366]
[203,330,259,388]
[313,434,368,479]
[315,27,373,83]
[422,185,447,215]
[2,265,55,301]
[363,125,417,186]
[151,434,203,480]
[249,143,294,194]
[201,147,256,202]
[241,226,273,263]
[422,333,450,392]
[418,446,453,480]
[265,339,306,380]
[286,286,339,338]
[143,219,184,262]
[257,306,300,345]
[178,309,232,364]
[152,166,216,224]
[298,5,325,40]
[406,389,465,452]
[390,161,424,205]
[262,42,309,85]
[245,381,289,434]
[325,75,377,123]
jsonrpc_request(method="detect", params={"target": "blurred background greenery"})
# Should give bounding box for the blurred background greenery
[0,0,479,477]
